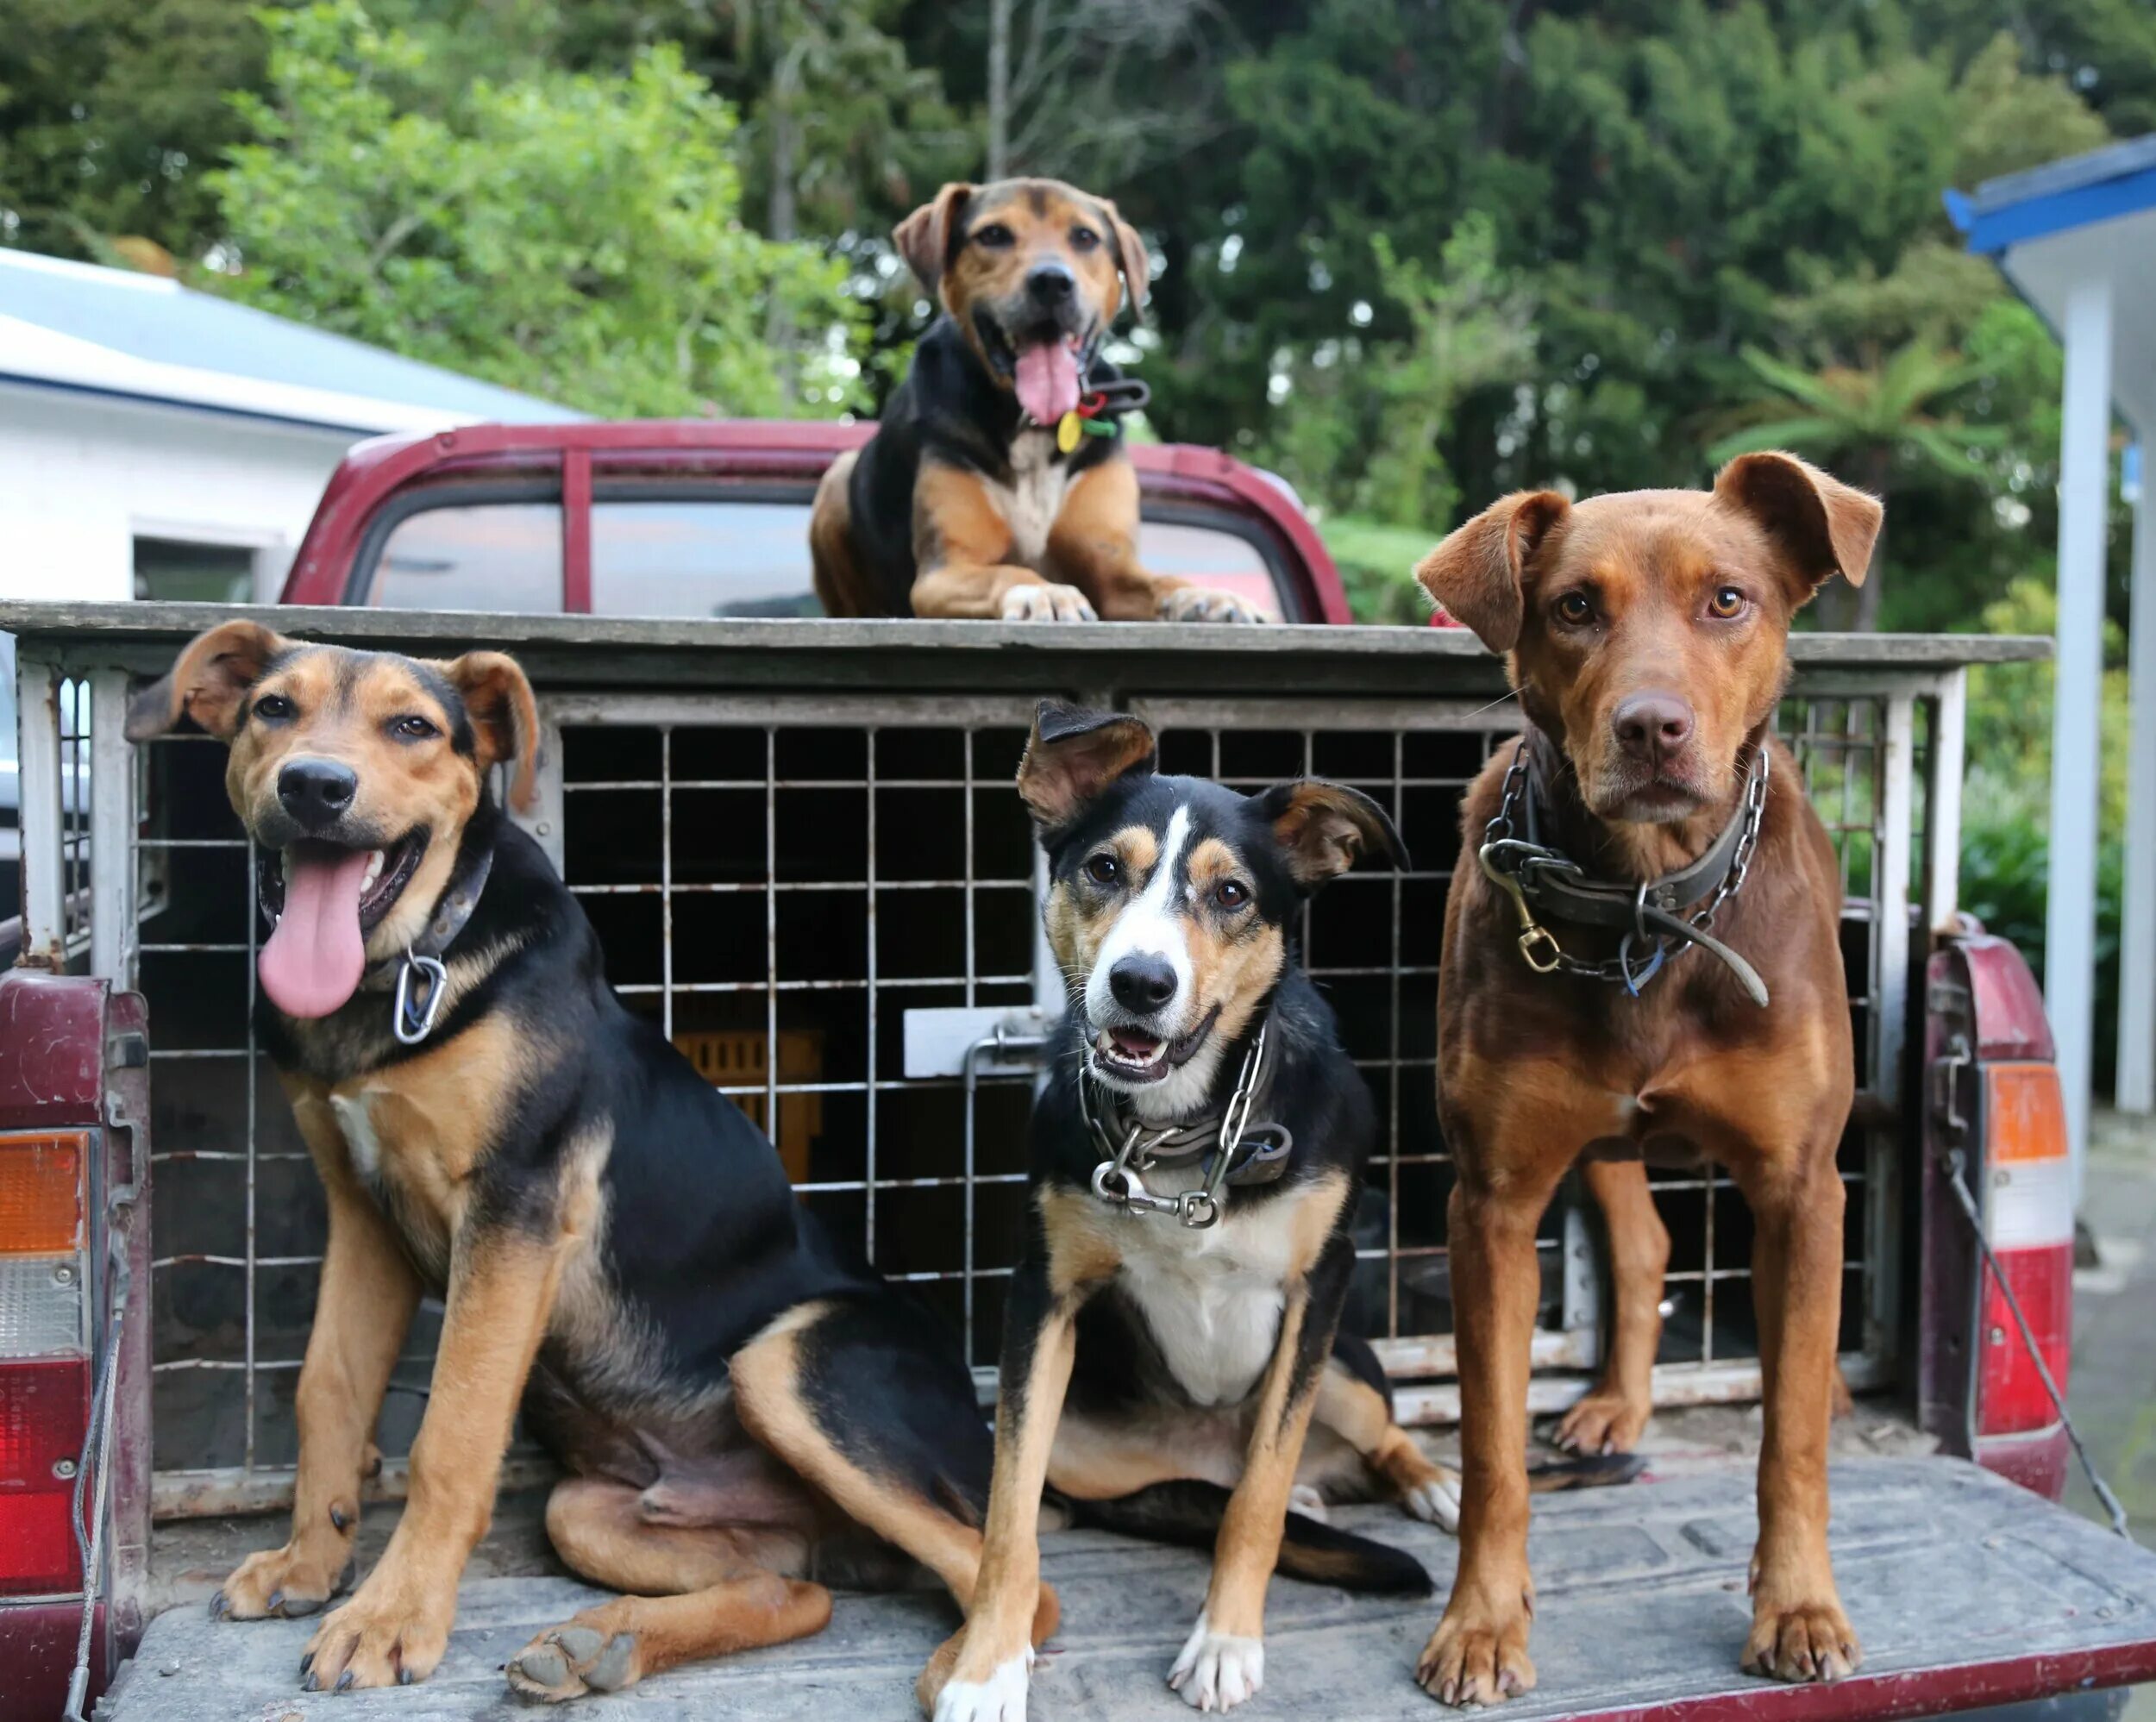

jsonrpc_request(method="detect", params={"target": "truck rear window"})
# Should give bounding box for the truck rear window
[364,493,1291,618]
[373,502,563,612]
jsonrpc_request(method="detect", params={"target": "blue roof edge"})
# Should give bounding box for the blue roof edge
[1949,135,2156,256]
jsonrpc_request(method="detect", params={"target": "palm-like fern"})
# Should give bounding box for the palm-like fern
[1708,339,2007,628]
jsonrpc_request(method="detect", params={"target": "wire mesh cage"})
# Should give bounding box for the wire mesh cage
[4,613,1972,1515]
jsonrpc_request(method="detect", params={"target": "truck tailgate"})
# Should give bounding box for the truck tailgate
[102,1457,2156,1720]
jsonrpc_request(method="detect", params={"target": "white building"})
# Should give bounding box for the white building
[0,247,579,605]
[1950,135,2156,1190]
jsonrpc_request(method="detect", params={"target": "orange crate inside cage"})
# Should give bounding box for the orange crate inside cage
[672,1030,824,1184]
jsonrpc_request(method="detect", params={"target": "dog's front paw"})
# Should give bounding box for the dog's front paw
[298,1569,453,1691]
[212,1534,354,1622]
[1401,1468,1463,1532]
[1742,1596,1860,1684]
[1416,1586,1536,1706]
[1157,586,1269,624]
[1168,1612,1265,1713]
[1551,1387,1651,1456]
[924,1638,1034,1722]
[1002,583,1097,623]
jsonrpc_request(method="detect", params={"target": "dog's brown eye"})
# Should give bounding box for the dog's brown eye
[1083,853,1120,886]
[1555,592,1594,625]
[1708,585,1746,618]
[391,715,438,742]
[1214,880,1250,911]
[1071,226,1100,250]
[254,694,294,722]
[974,223,1015,248]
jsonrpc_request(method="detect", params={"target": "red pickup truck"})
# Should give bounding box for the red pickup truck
[273,420,1353,623]
[2,421,2148,1722]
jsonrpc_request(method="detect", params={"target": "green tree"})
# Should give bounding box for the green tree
[1706,337,2005,629]
[0,0,277,266]
[207,1,864,418]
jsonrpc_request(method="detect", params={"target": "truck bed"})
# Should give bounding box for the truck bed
[103,1456,2156,1721]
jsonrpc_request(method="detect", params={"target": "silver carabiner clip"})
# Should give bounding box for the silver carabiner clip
[394,951,448,1046]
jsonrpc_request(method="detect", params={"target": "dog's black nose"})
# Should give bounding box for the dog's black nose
[1108,955,1178,1013]
[1026,263,1076,305]
[1612,692,1696,766]
[278,758,358,831]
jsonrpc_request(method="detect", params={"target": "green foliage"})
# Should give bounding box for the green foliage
[0,0,276,266]
[1959,575,2133,1083]
[206,2,864,417]
[1318,517,1438,626]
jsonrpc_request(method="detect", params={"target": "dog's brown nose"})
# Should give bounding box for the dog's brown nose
[1612,692,1695,766]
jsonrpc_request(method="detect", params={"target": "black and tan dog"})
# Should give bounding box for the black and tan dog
[126,623,1056,1702]
[921,704,1457,1722]
[811,178,1266,623]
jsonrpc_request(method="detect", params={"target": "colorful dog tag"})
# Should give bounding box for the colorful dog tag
[1056,411,1082,454]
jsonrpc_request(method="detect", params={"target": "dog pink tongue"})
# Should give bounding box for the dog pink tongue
[1014,341,1081,423]
[260,846,373,1018]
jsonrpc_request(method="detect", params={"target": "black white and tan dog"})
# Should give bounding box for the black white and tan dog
[126,623,1058,1701]
[810,177,1267,623]
[919,703,1461,1722]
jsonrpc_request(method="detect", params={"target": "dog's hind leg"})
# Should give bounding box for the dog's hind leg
[1312,1352,1462,1532]
[730,1299,1063,1654]
[1552,1155,1669,1457]
[505,1478,830,1702]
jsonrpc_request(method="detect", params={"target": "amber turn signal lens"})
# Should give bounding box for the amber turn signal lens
[0,1132,86,1257]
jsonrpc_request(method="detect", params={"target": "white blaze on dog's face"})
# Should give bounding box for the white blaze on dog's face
[1018,703,1405,1118]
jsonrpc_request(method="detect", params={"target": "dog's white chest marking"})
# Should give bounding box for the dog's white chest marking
[985,434,1071,566]
[328,1089,388,1183]
[1115,1196,1302,1408]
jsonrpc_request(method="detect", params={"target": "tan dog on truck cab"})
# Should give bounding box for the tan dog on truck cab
[810,178,1266,623]
[1414,453,1882,1704]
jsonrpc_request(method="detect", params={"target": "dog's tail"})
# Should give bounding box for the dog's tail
[1527,1452,1647,1493]
[1066,1482,1432,1596]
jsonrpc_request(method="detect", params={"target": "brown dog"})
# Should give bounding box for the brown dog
[811,178,1265,623]
[1413,453,1882,1703]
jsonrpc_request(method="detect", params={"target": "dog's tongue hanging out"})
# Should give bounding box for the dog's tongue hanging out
[1014,341,1081,425]
[260,845,373,1018]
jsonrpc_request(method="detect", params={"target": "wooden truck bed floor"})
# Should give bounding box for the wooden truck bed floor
[103,1455,2156,1722]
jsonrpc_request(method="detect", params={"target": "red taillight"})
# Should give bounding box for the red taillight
[0,1130,91,1595]
[0,1359,88,1594]
[1975,1063,2074,1439]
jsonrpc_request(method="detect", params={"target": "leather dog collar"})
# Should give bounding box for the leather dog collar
[1082,1017,1293,1229]
[1477,734,1772,1006]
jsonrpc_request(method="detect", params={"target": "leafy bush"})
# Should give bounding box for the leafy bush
[1959,576,2130,1086]
[209,2,865,418]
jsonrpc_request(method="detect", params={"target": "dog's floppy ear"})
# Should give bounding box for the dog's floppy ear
[436,651,541,813]
[1713,451,1882,605]
[1413,491,1570,654]
[1018,700,1156,832]
[124,619,290,741]
[1258,780,1409,889]
[893,182,975,295]
[1096,197,1151,311]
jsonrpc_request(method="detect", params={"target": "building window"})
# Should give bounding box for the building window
[134,538,258,604]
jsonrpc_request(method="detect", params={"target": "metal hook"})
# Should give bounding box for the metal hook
[394,950,448,1046]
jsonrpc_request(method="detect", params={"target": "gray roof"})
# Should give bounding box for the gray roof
[0,247,581,427]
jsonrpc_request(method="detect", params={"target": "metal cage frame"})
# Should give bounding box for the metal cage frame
[3,604,2022,1519]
